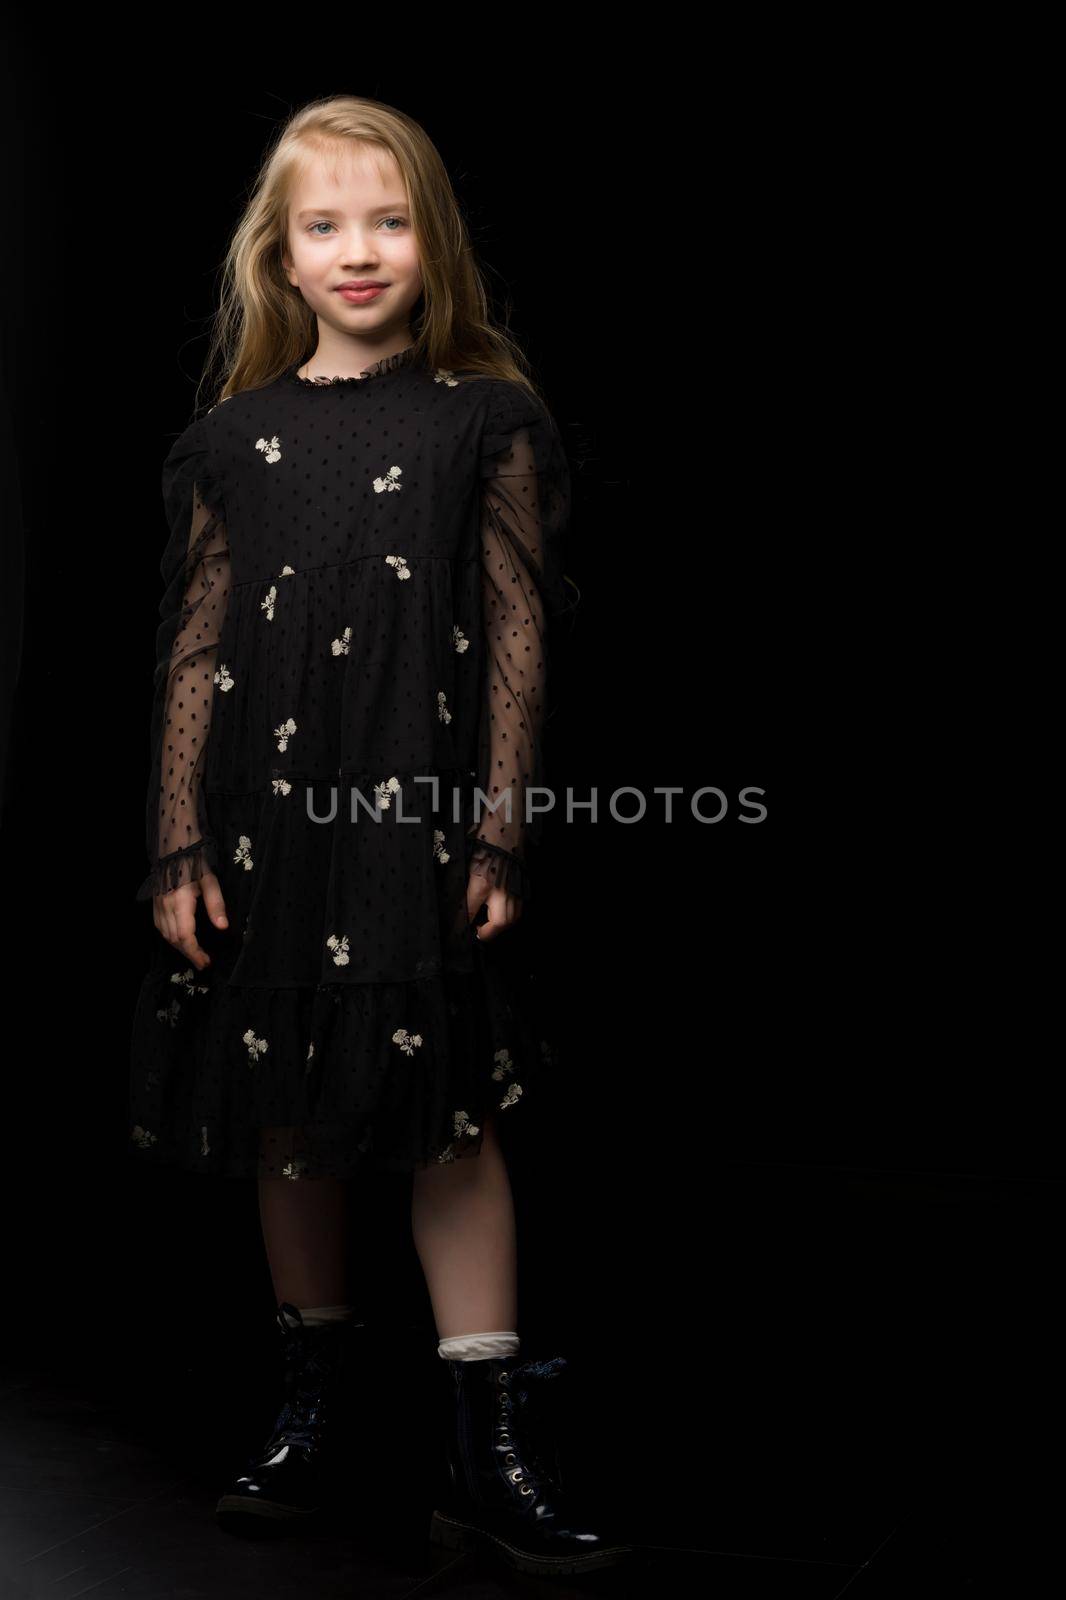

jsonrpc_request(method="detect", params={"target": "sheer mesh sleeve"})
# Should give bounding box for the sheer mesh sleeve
[466,382,572,904]
[134,415,231,904]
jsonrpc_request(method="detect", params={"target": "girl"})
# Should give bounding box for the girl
[128,95,628,1578]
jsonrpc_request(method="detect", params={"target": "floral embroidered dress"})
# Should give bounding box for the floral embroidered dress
[129,343,571,1180]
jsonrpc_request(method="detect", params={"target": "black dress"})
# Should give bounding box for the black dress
[128,343,571,1180]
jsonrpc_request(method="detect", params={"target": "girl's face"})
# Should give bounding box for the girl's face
[282,145,422,342]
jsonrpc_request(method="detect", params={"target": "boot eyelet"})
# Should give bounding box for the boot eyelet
[520,1484,533,1495]
[504,1452,516,1465]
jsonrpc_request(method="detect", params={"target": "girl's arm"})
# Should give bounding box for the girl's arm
[135,419,232,903]
[466,383,572,907]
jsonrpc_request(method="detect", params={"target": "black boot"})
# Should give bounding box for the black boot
[429,1352,634,1577]
[216,1302,363,1531]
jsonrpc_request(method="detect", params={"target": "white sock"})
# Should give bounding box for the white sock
[296,1303,358,1326]
[438,1330,521,1361]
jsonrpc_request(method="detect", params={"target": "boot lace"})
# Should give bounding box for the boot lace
[268,1329,343,1452]
[505,1355,569,1494]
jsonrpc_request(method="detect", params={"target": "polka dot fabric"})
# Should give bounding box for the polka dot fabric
[129,344,571,1180]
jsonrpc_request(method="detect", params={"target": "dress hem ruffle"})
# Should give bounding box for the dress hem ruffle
[128,925,559,1182]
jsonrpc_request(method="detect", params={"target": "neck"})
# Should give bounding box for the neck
[300,333,414,382]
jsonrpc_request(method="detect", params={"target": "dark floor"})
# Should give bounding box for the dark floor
[1,1164,1054,1596]
[0,1355,1033,1598]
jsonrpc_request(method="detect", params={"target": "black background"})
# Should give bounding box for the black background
[0,23,1055,1593]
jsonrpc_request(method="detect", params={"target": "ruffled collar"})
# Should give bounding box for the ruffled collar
[283,343,420,387]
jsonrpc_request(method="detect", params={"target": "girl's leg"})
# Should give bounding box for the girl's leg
[258,1127,350,1308]
[410,1111,518,1337]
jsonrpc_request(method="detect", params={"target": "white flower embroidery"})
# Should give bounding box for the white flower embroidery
[452,625,470,653]
[256,434,282,463]
[432,828,450,865]
[491,1047,516,1081]
[214,664,235,692]
[437,690,452,724]
[374,775,401,810]
[282,1158,308,1180]
[373,464,403,493]
[433,368,459,387]
[392,1027,424,1057]
[200,1125,211,1157]
[156,998,181,1027]
[171,968,209,996]
[385,554,411,580]
[243,1028,269,1064]
[279,565,296,576]
[436,1107,479,1163]
[275,716,297,751]
[326,933,350,966]
[272,777,292,796]
[331,626,352,656]
[234,835,254,871]
[261,585,277,621]
[131,1125,158,1148]
[498,1082,523,1110]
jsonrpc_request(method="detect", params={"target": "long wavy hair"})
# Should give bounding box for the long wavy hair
[196,95,546,416]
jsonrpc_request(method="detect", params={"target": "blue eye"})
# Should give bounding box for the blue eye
[307,218,408,235]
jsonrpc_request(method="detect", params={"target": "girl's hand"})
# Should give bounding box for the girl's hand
[154,871,228,971]
[466,872,521,941]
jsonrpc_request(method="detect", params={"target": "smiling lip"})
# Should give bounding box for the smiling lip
[336,281,388,289]
[337,283,388,303]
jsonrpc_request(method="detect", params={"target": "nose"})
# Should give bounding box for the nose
[339,229,382,264]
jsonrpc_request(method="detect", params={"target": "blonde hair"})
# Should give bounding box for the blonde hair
[197,95,546,415]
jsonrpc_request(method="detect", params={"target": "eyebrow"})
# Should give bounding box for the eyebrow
[295,203,408,219]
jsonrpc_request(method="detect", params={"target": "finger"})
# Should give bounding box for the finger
[466,872,491,926]
[200,871,229,929]
[178,930,210,970]
[174,897,210,970]
[474,887,501,940]
[476,888,519,941]
[158,891,185,952]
